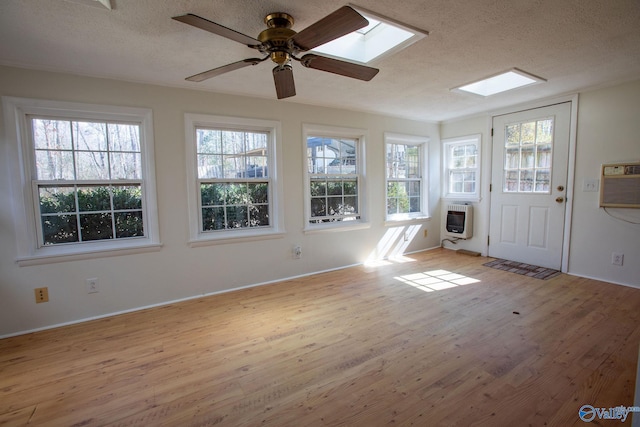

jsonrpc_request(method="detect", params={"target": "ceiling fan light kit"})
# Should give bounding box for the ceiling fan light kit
[172,6,380,99]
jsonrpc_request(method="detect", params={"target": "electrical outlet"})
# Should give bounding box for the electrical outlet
[35,287,49,303]
[86,278,99,293]
[404,232,409,241]
[612,253,624,266]
[583,179,600,192]
[423,229,428,238]
[293,245,302,259]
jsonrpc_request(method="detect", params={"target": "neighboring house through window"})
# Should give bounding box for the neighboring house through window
[2,97,160,265]
[385,132,430,221]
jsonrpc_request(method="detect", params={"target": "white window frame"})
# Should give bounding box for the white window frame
[2,97,161,265]
[185,113,284,245]
[384,132,430,222]
[442,134,481,201]
[303,123,369,233]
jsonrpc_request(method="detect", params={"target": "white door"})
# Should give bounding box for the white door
[489,102,571,270]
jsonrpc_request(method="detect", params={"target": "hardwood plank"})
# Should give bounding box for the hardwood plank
[1,248,639,426]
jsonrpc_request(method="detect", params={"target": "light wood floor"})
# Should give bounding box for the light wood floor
[1,249,639,426]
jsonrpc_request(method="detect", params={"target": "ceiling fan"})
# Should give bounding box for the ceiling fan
[172,6,380,99]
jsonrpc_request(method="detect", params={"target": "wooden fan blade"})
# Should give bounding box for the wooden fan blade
[173,14,261,47]
[186,58,265,82]
[300,54,379,81]
[290,6,368,51]
[273,65,296,99]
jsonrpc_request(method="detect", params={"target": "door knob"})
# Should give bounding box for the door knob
[555,197,564,203]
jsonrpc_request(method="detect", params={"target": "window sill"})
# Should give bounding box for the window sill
[384,216,431,227]
[304,221,371,234]
[189,230,286,247]
[16,242,163,266]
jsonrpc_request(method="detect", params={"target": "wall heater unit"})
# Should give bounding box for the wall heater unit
[444,204,473,239]
[600,162,640,208]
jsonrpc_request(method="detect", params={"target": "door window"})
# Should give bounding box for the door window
[503,118,553,193]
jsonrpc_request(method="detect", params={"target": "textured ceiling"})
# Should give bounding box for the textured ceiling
[1,0,639,122]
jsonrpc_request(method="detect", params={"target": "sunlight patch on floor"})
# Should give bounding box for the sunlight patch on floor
[394,269,480,292]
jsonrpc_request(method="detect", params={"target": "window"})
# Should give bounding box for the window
[442,134,481,200]
[303,124,368,230]
[385,133,429,221]
[2,97,160,264]
[503,118,553,193]
[185,114,283,243]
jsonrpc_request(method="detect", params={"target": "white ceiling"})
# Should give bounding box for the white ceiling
[1,0,639,122]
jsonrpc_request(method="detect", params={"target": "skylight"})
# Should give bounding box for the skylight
[453,69,546,96]
[311,5,428,64]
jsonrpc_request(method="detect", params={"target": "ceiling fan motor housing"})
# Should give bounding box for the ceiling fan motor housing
[259,13,297,65]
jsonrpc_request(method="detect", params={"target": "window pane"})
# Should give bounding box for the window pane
[343,196,357,214]
[408,181,420,196]
[409,196,420,213]
[201,183,225,206]
[504,147,519,170]
[248,183,268,204]
[76,151,109,180]
[73,121,107,151]
[113,185,142,210]
[327,180,343,196]
[310,180,326,197]
[35,150,74,180]
[115,211,144,238]
[520,146,535,169]
[343,180,357,195]
[310,198,326,217]
[327,196,342,215]
[521,122,535,144]
[535,169,550,192]
[504,170,519,192]
[202,206,225,231]
[519,170,534,192]
[39,186,76,214]
[110,152,142,179]
[249,205,269,227]
[226,183,247,205]
[80,213,113,241]
[197,129,221,154]
[536,119,553,144]
[506,124,520,145]
[42,214,78,245]
[77,186,111,212]
[198,154,223,179]
[109,124,140,152]
[33,119,72,150]
[226,206,248,228]
[536,144,552,168]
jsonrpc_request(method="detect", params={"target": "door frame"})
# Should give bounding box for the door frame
[483,94,579,272]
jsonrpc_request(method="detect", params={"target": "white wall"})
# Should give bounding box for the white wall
[440,79,640,287]
[569,80,640,286]
[0,66,441,337]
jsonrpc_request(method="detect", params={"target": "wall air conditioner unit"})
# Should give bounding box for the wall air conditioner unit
[444,204,473,239]
[599,162,640,208]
